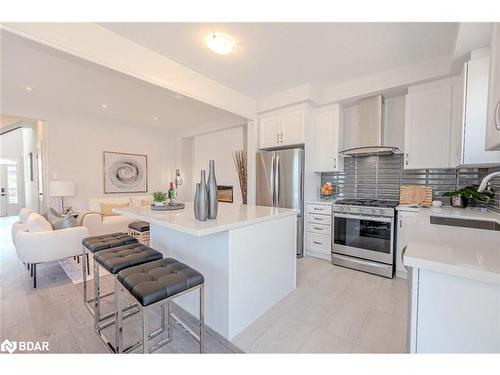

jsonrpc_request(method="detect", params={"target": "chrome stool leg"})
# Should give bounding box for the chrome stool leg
[116,282,204,354]
[93,258,100,333]
[200,285,204,353]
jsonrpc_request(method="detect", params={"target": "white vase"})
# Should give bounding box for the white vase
[154,201,165,207]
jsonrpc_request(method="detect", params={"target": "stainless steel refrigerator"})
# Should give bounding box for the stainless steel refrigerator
[256,148,304,257]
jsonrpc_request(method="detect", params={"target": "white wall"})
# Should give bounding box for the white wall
[193,126,245,204]
[45,113,176,210]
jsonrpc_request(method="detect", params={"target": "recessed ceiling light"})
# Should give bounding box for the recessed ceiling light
[101,104,107,109]
[25,86,33,91]
[154,116,158,121]
[205,32,236,55]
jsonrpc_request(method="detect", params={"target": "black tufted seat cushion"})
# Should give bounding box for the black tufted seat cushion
[128,221,150,232]
[93,243,163,274]
[82,233,138,253]
[117,258,204,307]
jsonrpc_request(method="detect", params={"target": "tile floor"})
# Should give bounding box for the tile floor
[1,216,408,354]
[231,256,409,353]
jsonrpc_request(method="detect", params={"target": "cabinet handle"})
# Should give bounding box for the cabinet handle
[334,158,337,169]
[313,207,321,210]
[313,241,322,245]
[314,227,323,230]
[405,153,409,166]
[400,219,402,228]
[313,217,322,220]
[276,133,279,143]
[280,133,283,143]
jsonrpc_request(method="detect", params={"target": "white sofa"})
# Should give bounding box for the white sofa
[81,195,152,236]
[15,213,89,288]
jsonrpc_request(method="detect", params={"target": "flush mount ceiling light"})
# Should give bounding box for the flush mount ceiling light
[205,32,236,55]
[101,104,107,109]
[25,86,33,91]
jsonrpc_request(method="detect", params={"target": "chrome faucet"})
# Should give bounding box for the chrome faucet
[477,171,500,192]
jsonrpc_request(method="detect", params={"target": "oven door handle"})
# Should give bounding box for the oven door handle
[333,213,393,223]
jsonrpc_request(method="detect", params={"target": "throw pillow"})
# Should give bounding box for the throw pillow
[19,208,35,223]
[51,214,78,230]
[141,199,153,206]
[50,207,63,217]
[26,213,53,232]
[100,202,130,216]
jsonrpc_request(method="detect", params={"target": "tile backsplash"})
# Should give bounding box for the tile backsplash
[321,154,499,212]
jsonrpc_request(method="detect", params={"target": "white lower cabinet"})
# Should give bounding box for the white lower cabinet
[408,268,500,353]
[395,209,419,279]
[305,202,332,261]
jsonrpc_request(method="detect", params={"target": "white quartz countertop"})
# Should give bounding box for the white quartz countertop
[404,208,500,285]
[114,203,298,237]
[429,206,500,224]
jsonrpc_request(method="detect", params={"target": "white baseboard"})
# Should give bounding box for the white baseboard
[304,249,331,261]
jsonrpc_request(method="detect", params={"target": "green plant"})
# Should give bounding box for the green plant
[443,185,494,203]
[152,191,166,202]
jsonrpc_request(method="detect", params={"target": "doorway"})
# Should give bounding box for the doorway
[0,159,22,216]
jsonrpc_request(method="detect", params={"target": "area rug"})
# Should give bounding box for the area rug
[58,254,109,284]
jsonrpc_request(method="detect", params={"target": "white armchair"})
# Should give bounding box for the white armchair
[15,225,89,288]
[11,207,35,246]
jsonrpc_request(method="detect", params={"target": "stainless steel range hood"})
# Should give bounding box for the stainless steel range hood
[340,95,401,157]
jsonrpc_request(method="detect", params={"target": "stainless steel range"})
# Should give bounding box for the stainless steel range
[332,199,398,278]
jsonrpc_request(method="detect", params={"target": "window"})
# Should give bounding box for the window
[7,166,17,204]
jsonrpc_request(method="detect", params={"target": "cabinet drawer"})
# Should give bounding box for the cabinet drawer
[307,214,332,225]
[306,223,332,236]
[307,204,331,215]
[306,233,331,253]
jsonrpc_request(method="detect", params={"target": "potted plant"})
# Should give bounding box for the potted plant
[443,185,494,208]
[152,191,167,207]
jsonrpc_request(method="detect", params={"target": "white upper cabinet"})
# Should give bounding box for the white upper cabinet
[259,115,282,149]
[259,110,304,149]
[459,52,500,166]
[313,104,343,172]
[404,78,462,169]
[486,23,500,151]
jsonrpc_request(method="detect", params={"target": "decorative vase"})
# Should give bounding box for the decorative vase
[207,160,218,219]
[452,195,466,208]
[194,183,200,219]
[195,171,209,221]
[154,201,165,207]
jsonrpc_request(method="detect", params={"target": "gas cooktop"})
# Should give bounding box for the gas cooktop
[334,199,399,208]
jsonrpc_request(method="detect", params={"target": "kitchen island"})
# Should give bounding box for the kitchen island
[114,203,298,340]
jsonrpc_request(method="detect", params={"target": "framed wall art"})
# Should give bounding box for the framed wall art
[103,151,148,193]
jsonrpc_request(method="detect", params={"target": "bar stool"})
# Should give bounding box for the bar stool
[81,233,138,317]
[115,258,205,353]
[92,243,163,352]
[128,221,150,246]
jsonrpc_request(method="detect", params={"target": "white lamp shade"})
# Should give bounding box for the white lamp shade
[49,180,75,197]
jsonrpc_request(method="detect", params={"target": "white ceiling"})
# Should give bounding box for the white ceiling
[0,31,245,130]
[100,22,460,97]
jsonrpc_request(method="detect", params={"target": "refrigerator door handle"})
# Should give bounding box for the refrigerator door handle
[275,155,280,207]
[270,155,275,206]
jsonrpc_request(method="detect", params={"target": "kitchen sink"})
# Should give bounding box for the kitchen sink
[430,216,500,231]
